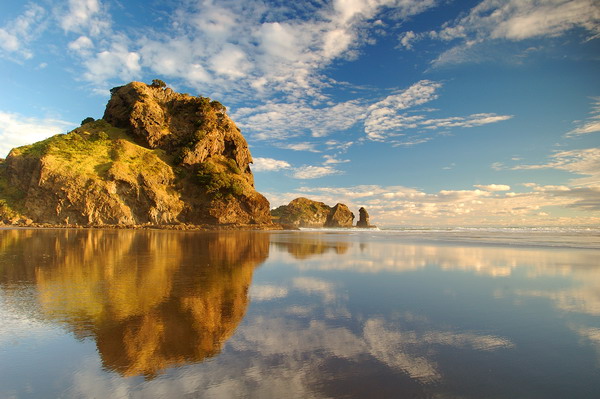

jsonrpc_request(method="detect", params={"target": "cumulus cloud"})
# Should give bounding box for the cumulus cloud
[0,112,74,158]
[83,40,141,83]
[252,157,291,172]
[60,0,110,36]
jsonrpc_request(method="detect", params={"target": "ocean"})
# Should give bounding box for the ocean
[0,227,598,398]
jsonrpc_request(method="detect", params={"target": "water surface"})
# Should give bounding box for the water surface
[0,228,599,398]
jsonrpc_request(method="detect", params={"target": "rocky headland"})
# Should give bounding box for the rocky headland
[0,80,273,228]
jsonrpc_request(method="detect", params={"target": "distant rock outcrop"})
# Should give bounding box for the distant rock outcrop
[0,81,271,226]
[270,197,331,227]
[325,203,355,227]
[272,198,355,228]
[356,207,371,227]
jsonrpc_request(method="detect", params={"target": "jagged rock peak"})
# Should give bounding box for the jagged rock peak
[103,81,253,181]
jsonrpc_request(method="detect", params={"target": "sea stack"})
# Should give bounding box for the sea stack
[356,207,371,227]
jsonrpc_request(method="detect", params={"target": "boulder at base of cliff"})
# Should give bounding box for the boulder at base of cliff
[0,81,271,226]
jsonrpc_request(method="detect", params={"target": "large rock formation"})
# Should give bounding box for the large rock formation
[271,198,354,228]
[0,81,271,226]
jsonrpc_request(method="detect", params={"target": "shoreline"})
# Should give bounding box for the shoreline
[0,222,290,231]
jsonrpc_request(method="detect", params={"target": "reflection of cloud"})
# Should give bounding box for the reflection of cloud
[250,284,288,301]
[292,277,337,302]
[364,318,514,382]
[573,326,600,359]
[270,233,600,319]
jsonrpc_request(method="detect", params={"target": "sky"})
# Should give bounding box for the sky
[0,0,599,226]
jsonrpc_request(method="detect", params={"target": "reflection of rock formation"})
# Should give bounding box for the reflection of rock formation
[0,229,269,378]
[271,234,349,259]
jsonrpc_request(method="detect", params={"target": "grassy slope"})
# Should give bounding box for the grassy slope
[0,120,176,221]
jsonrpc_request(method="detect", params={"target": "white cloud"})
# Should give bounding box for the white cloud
[60,0,109,36]
[323,155,350,164]
[512,148,600,186]
[252,157,291,172]
[429,0,600,66]
[276,142,321,153]
[399,30,417,49]
[0,4,46,59]
[209,44,251,78]
[61,0,438,101]
[293,165,341,179]
[474,184,511,192]
[236,80,510,146]
[83,41,141,83]
[233,100,365,141]
[0,112,74,158]
[68,36,94,53]
[566,98,600,137]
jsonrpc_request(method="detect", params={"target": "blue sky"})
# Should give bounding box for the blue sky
[0,0,599,226]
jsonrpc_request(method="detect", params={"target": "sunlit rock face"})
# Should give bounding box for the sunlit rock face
[0,229,269,378]
[0,81,271,226]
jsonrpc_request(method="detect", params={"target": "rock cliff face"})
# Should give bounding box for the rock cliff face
[271,198,354,228]
[0,81,271,226]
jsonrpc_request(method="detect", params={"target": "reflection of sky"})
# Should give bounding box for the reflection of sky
[1,230,600,398]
